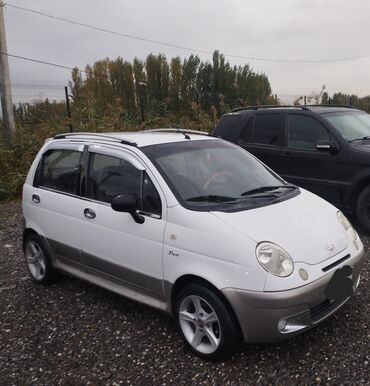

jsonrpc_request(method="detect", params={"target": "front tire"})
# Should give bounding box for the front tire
[174,283,241,360]
[355,185,370,233]
[23,234,58,285]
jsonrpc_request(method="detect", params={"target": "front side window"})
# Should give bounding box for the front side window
[37,149,82,195]
[252,113,283,145]
[87,152,161,216]
[287,115,331,150]
[142,173,161,216]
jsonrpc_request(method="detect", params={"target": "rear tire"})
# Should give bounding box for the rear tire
[23,234,58,285]
[355,185,370,233]
[174,283,241,360]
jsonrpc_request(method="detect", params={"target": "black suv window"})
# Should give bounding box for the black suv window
[288,114,330,150]
[241,116,254,142]
[252,114,283,145]
[87,152,161,216]
[37,149,82,195]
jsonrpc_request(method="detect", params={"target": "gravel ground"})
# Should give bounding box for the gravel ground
[0,201,369,386]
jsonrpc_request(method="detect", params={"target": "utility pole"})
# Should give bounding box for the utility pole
[64,86,73,132]
[0,1,15,140]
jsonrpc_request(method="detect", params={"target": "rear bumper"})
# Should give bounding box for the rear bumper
[222,248,365,343]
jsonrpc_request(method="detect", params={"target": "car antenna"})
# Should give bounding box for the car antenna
[177,128,191,140]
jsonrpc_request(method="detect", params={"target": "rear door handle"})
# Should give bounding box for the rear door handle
[84,208,96,219]
[281,151,292,156]
[32,194,40,204]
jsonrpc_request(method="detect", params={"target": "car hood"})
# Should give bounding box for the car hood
[349,142,370,152]
[210,189,349,265]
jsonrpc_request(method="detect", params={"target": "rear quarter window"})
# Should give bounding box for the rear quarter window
[35,149,82,195]
[214,114,242,143]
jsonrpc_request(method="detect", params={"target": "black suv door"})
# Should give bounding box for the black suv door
[240,112,285,174]
[279,113,346,205]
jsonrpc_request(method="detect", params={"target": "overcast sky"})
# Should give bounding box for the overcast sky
[5,0,370,99]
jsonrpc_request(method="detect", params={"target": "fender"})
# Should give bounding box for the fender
[347,168,370,205]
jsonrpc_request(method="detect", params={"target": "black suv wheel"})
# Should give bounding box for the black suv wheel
[356,186,370,233]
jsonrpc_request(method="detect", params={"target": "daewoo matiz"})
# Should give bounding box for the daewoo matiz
[22,129,366,359]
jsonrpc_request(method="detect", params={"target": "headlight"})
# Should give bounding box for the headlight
[337,211,357,240]
[256,242,294,277]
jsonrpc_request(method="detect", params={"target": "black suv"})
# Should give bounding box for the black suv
[213,105,370,232]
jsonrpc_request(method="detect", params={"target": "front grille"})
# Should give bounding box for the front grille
[310,299,342,322]
[322,254,351,272]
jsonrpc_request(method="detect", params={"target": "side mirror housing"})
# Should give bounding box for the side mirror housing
[316,140,339,154]
[111,194,145,224]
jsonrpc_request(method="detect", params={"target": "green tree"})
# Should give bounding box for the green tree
[170,56,182,111]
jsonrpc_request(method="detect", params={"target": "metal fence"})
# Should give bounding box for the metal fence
[6,84,370,120]
[11,83,66,105]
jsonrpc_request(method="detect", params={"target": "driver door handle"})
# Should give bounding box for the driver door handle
[84,208,96,219]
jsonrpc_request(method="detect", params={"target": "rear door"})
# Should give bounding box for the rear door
[78,145,166,300]
[240,112,285,174]
[25,142,86,267]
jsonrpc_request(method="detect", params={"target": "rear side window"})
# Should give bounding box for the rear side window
[37,149,82,195]
[252,114,283,145]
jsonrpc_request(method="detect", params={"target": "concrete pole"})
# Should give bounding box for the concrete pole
[0,1,15,140]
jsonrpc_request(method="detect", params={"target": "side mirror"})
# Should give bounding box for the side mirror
[111,194,145,224]
[316,140,339,154]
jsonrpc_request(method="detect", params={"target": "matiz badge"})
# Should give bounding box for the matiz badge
[325,243,335,252]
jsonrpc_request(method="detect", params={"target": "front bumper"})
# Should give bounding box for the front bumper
[222,248,365,343]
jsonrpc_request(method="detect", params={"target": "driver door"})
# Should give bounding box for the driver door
[79,144,166,300]
[279,113,344,205]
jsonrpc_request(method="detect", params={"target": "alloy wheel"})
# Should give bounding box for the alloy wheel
[178,295,221,354]
[25,241,46,281]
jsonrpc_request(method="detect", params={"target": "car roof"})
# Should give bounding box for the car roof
[304,106,362,114]
[52,129,215,148]
[222,105,360,116]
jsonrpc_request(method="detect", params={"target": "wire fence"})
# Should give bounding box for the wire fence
[4,84,370,121]
[6,85,337,108]
[8,84,319,107]
[11,83,66,105]
[275,93,370,111]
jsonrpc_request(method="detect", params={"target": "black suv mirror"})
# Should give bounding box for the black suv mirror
[316,140,339,154]
[111,194,145,224]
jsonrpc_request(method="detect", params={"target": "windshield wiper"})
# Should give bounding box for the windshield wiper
[348,136,370,143]
[241,185,297,196]
[187,186,297,203]
[186,195,237,202]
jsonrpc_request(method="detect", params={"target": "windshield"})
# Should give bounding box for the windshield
[142,139,298,211]
[322,111,370,141]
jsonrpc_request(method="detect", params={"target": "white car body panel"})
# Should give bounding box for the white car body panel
[163,205,266,292]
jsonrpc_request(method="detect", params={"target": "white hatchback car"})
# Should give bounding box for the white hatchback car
[22,130,365,359]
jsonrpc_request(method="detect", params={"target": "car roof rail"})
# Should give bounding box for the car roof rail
[141,128,211,136]
[305,104,354,109]
[230,105,310,113]
[53,132,138,147]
